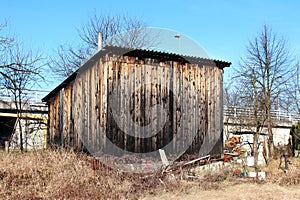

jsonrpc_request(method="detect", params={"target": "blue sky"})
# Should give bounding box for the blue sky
[1,0,300,90]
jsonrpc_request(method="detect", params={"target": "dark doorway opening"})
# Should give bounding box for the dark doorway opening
[0,116,17,149]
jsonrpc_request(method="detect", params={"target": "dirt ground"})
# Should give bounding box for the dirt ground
[143,183,300,200]
[143,157,300,200]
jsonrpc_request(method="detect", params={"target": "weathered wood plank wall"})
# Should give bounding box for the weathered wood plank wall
[47,54,224,156]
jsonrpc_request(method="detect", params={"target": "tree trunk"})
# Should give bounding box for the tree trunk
[267,105,274,159]
[253,131,259,179]
[17,112,24,152]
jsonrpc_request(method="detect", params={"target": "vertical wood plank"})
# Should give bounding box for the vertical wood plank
[219,68,224,155]
[49,100,54,144]
[63,86,71,147]
[165,62,171,149]
[54,93,60,145]
[144,62,151,151]
[93,60,100,152]
[211,67,216,152]
[101,57,108,150]
[170,61,177,152]
[121,60,127,151]
[176,62,182,151]
[116,59,124,149]
[151,63,157,151]
[134,63,140,152]
[77,76,83,149]
[107,59,114,148]
[193,64,200,151]
[128,59,134,150]
[190,64,196,152]
[140,62,146,152]
[200,65,207,153]
[157,62,163,150]
[90,63,96,152]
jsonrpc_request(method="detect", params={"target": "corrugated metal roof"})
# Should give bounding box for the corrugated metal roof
[104,46,231,67]
[42,46,231,102]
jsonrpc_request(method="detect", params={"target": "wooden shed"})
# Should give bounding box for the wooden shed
[43,46,231,157]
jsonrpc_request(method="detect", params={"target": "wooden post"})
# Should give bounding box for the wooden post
[4,141,9,153]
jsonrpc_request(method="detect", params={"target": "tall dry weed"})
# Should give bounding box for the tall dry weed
[0,150,299,199]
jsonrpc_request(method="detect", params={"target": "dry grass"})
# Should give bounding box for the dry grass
[0,149,181,199]
[143,183,300,200]
[262,157,300,185]
[0,150,300,199]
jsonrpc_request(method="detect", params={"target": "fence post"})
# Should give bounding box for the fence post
[4,141,9,153]
[234,107,237,118]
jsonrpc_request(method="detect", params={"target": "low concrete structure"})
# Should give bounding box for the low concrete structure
[0,100,48,150]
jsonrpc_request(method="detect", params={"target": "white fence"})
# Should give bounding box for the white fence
[1,87,300,122]
[0,87,50,104]
[224,106,300,122]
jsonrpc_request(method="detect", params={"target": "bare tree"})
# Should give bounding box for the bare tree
[236,24,293,159]
[0,21,14,66]
[225,72,267,171]
[0,21,13,49]
[0,40,46,151]
[52,12,157,79]
[286,61,300,113]
[0,21,15,100]
[78,13,154,49]
[50,43,88,78]
[223,82,247,140]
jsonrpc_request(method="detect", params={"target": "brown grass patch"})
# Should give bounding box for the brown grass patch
[0,150,300,199]
[0,149,188,199]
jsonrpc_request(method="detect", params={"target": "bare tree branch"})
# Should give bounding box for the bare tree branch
[234,24,293,160]
[0,20,14,53]
[285,61,300,113]
[0,36,47,151]
[51,12,158,79]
